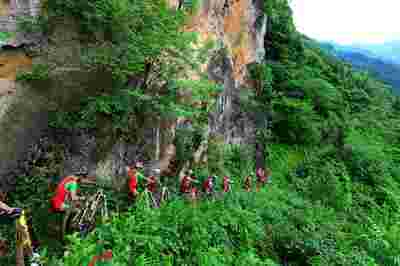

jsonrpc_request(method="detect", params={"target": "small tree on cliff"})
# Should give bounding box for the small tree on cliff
[49,0,220,127]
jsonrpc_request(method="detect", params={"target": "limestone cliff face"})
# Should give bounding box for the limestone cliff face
[161,0,266,174]
[185,0,266,84]
[171,0,266,144]
[0,1,267,189]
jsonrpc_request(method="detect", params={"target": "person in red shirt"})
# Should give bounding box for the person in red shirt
[180,175,191,194]
[87,249,112,266]
[256,168,266,192]
[50,175,82,213]
[180,170,197,195]
[126,161,144,198]
[256,167,272,192]
[146,175,158,194]
[223,176,234,193]
[203,176,216,195]
[146,168,161,194]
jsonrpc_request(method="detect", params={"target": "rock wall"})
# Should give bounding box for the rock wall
[158,0,267,175]
[0,18,163,190]
[0,19,94,190]
[183,0,266,144]
[0,1,267,190]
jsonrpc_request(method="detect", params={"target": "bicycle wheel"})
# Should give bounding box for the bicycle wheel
[61,209,74,242]
[149,193,159,208]
[142,190,157,209]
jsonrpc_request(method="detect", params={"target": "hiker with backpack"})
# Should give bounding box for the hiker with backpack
[256,167,272,192]
[223,176,234,193]
[180,170,198,195]
[126,161,145,198]
[145,172,158,194]
[256,168,266,192]
[50,173,87,213]
[244,174,253,192]
[203,175,216,195]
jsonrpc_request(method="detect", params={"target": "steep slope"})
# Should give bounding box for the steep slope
[37,0,400,265]
[1,1,400,265]
[0,0,267,188]
[336,50,400,94]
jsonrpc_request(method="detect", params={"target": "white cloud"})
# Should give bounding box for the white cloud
[290,0,400,44]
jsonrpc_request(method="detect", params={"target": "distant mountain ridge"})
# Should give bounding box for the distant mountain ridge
[351,40,400,65]
[319,41,400,95]
[321,40,400,64]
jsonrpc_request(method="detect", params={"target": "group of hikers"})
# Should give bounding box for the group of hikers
[126,161,272,202]
[0,161,272,219]
[0,162,271,265]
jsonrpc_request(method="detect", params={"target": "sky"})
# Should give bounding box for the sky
[290,0,400,45]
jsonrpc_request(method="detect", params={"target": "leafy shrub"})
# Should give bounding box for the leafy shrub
[17,15,49,35]
[272,98,322,145]
[293,157,353,211]
[16,64,50,82]
[0,31,13,41]
[58,194,270,266]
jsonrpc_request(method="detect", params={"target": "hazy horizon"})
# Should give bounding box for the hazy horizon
[290,0,400,45]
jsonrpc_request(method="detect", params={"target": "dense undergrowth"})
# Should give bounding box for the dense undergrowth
[1,0,400,265]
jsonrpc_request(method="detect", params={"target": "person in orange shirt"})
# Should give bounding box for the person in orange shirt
[244,174,252,192]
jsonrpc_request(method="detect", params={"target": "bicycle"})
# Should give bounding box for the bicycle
[62,189,108,241]
[142,185,170,209]
[160,186,170,205]
[143,189,158,209]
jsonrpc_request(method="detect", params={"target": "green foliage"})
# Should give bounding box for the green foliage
[207,135,226,176]
[0,31,13,41]
[272,97,322,145]
[47,0,219,130]
[57,193,270,265]
[16,64,50,82]
[248,63,274,102]
[263,0,304,62]
[283,78,341,116]
[224,144,255,179]
[17,15,49,35]
[174,126,203,170]
[53,178,400,266]
[181,0,200,13]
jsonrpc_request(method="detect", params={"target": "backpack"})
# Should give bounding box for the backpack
[48,176,62,192]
